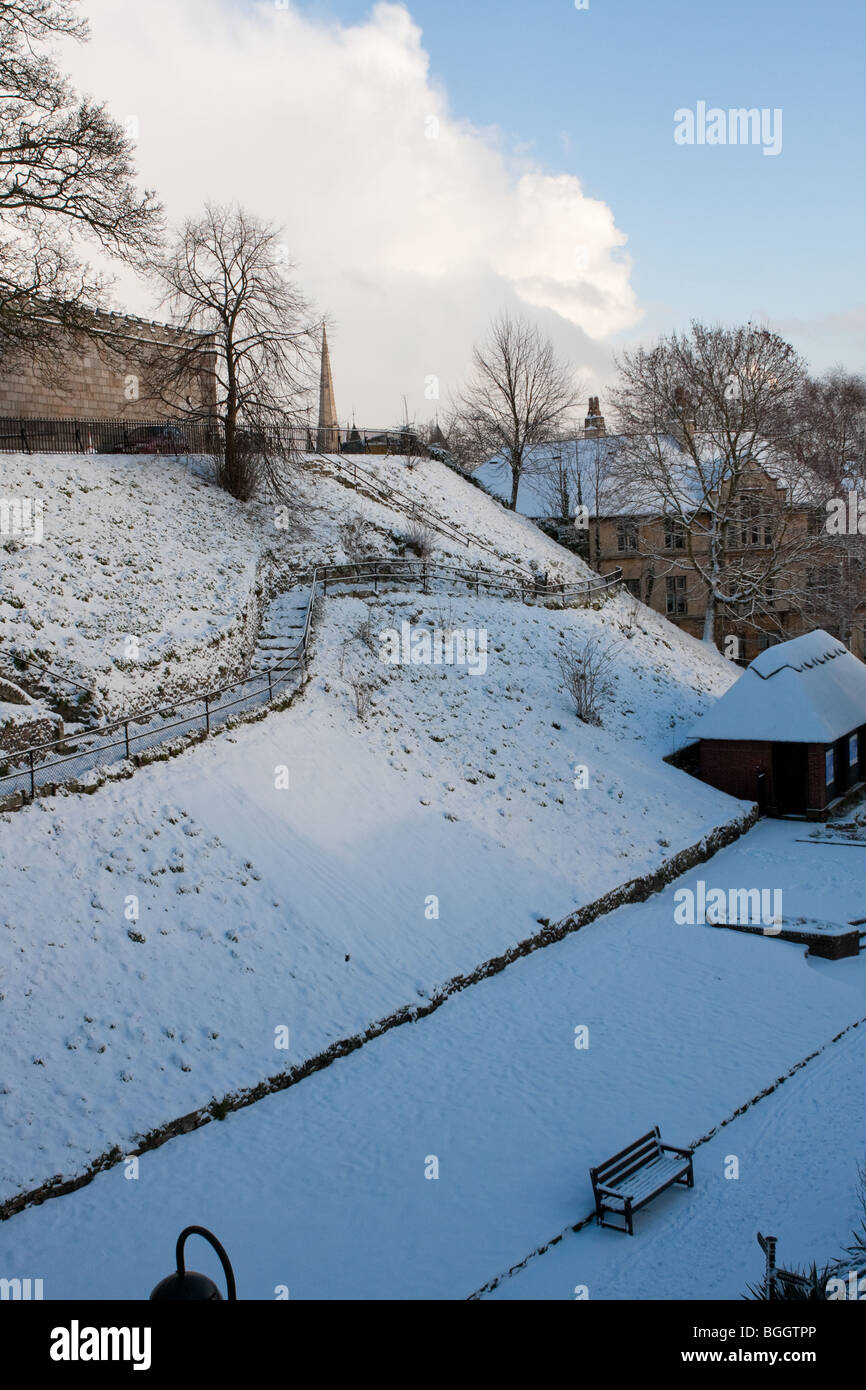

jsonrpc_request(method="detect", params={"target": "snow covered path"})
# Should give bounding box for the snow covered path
[3,820,864,1300]
[487,1019,866,1300]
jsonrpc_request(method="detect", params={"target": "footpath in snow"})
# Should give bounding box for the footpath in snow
[2,819,864,1300]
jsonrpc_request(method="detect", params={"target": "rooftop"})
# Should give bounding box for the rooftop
[689,629,866,744]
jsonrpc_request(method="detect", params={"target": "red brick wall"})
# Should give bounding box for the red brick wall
[700,740,774,803]
[806,745,830,812]
[701,739,840,815]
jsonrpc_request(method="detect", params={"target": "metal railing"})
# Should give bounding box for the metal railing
[0,417,425,458]
[309,452,544,576]
[0,558,621,804]
[0,415,221,456]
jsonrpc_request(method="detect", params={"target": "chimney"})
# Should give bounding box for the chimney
[672,385,696,450]
[583,396,606,439]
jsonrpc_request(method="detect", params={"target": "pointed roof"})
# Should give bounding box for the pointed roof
[690,630,866,744]
[318,323,338,433]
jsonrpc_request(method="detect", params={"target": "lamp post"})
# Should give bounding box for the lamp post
[150,1226,237,1301]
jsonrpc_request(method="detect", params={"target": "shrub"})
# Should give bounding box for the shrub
[556,634,617,726]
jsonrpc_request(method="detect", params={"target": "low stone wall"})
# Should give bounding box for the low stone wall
[711,919,862,960]
[0,716,62,759]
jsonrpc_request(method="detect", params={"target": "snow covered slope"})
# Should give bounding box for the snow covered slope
[0,453,264,717]
[278,451,595,584]
[0,578,739,1203]
[0,448,592,726]
[4,818,865,1300]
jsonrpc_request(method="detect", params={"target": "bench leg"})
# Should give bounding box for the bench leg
[597,1203,633,1235]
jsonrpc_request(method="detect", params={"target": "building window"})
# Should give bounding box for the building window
[665,576,687,615]
[735,492,774,548]
[616,521,638,552]
[825,748,835,786]
[664,519,686,550]
[624,577,641,599]
[849,733,859,767]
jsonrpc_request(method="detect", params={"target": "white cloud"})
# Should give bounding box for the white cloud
[68,0,642,421]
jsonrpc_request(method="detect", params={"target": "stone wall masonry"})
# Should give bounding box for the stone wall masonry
[0,311,216,421]
[0,716,62,759]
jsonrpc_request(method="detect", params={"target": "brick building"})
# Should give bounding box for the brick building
[690,629,866,817]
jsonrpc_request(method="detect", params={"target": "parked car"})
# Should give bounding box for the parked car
[111,425,189,455]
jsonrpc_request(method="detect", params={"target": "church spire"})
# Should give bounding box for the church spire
[317,322,339,452]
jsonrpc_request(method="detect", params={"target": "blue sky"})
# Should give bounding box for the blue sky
[290,0,866,374]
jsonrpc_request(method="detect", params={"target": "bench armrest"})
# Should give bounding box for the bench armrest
[660,1143,692,1160]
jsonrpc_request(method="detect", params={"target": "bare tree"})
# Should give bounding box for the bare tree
[0,0,161,366]
[149,204,318,501]
[389,396,424,470]
[783,370,866,649]
[610,322,815,646]
[556,634,618,726]
[454,311,581,509]
[783,369,866,494]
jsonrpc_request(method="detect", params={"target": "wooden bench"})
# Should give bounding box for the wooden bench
[590,1127,694,1235]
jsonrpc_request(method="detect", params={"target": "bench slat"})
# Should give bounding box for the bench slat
[593,1128,659,1176]
[598,1154,689,1206]
[590,1126,694,1234]
[596,1137,662,1184]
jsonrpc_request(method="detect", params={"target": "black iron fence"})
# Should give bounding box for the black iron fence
[0,557,622,804]
[0,414,221,457]
[0,416,425,458]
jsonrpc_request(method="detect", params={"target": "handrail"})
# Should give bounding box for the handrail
[0,558,621,793]
[309,451,540,578]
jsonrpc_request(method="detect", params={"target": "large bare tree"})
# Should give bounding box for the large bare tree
[0,0,161,366]
[784,369,866,493]
[610,322,816,646]
[454,311,581,509]
[150,203,318,501]
[783,369,866,648]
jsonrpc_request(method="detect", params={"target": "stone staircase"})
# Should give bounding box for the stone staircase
[249,587,313,676]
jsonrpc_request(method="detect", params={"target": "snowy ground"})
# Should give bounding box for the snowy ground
[2,818,863,1301]
[303,451,589,580]
[0,449,594,723]
[6,445,854,1303]
[0,586,737,1203]
[0,453,264,715]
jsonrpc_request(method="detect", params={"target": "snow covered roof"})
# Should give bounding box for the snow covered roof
[473,436,823,520]
[690,630,866,744]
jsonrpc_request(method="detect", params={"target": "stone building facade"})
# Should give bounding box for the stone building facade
[589,458,866,663]
[0,309,217,422]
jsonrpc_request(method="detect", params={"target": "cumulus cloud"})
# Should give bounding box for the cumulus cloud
[68,0,642,420]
